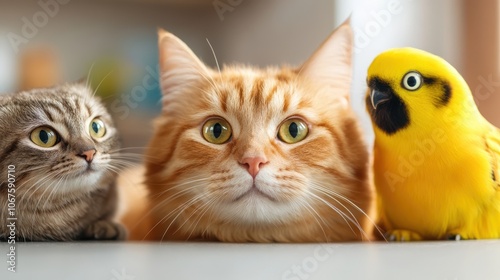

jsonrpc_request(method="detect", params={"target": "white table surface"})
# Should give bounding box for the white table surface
[1,240,499,280]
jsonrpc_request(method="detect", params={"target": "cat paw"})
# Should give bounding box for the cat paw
[82,220,127,241]
[385,230,423,242]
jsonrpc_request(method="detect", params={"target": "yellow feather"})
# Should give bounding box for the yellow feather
[366,48,500,240]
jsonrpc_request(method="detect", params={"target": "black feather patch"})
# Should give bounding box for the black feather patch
[437,82,452,107]
[423,76,437,85]
[366,78,410,135]
[423,76,452,107]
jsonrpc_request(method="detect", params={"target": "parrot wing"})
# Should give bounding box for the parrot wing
[484,125,500,187]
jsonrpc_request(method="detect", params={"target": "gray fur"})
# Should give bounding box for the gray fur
[0,84,125,241]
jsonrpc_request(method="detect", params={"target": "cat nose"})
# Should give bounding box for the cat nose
[78,149,97,163]
[240,156,269,178]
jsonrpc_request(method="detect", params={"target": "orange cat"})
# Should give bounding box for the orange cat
[129,20,373,242]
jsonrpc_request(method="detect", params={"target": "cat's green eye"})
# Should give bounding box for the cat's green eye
[202,118,232,144]
[90,118,106,138]
[278,118,309,144]
[30,127,59,148]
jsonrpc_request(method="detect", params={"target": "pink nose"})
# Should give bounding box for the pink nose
[79,149,96,163]
[240,157,269,178]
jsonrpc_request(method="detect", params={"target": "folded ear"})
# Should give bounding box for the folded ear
[75,76,87,85]
[299,18,353,101]
[158,29,211,108]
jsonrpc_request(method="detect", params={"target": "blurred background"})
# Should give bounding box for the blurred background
[0,0,497,152]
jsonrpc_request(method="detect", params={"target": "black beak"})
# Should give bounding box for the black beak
[366,77,410,135]
[370,89,391,109]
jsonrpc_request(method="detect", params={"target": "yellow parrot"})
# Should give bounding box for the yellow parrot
[366,47,500,241]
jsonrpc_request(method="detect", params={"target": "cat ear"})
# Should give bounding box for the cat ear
[158,29,210,106]
[75,77,87,85]
[299,18,353,101]
[74,77,92,92]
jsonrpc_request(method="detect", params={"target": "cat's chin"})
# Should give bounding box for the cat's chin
[215,194,301,225]
[232,186,277,203]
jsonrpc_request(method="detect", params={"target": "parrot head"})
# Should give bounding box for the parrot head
[365,47,474,137]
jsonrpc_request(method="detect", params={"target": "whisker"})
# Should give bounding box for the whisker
[298,199,329,242]
[143,192,203,241]
[172,195,214,238]
[137,182,208,240]
[306,190,363,238]
[308,184,376,241]
[108,146,149,152]
[185,195,219,240]
[32,171,67,213]
[19,169,66,206]
[149,177,207,199]
[311,186,361,229]
[107,162,139,170]
[92,70,114,97]
[109,153,146,158]
[206,38,221,73]
[40,173,69,211]
[109,156,154,163]
[312,184,385,241]
[85,61,97,90]
[160,194,206,242]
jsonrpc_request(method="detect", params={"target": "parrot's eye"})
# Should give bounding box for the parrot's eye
[402,71,423,91]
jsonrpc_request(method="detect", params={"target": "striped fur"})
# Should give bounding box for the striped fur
[144,22,372,242]
[0,84,124,241]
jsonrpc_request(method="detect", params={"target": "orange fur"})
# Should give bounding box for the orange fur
[125,21,373,242]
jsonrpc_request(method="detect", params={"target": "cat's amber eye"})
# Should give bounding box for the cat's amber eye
[278,118,309,144]
[30,127,59,148]
[202,118,232,144]
[89,118,106,138]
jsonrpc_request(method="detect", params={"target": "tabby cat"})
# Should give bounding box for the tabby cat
[142,21,372,242]
[0,83,125,241]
